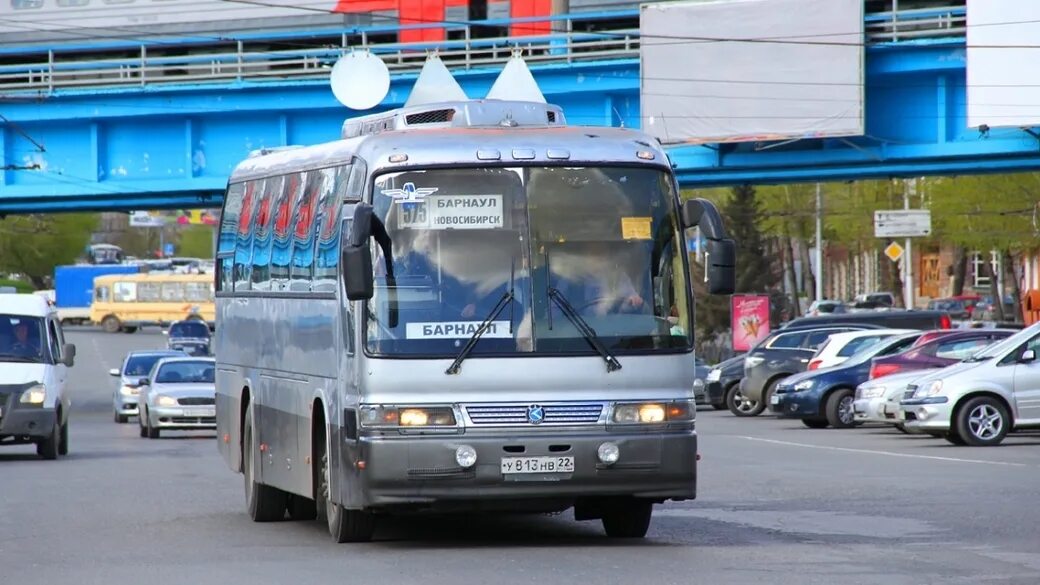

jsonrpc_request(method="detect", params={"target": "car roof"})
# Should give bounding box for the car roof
[782,310,948,329]
[825,329,915,343]
[128,350,184,357]
[1,294,54,317]
[155,356,215,365]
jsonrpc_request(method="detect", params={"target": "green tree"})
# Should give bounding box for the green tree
[176,225,216,258]
[0,214,98,289]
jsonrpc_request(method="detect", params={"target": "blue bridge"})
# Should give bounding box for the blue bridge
[2,4,1038,213]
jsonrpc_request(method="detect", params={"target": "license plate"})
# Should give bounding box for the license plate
[770,394,781,405]
[501,456,574,474]
[185,407,214,417]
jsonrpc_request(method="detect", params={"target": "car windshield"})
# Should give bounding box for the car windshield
[965,322,1040,361]
[0,314,46,363]
[169,322,210,338]
[155,361,215,384]
[124,354,177,377]
[846,334,917,365]
[365,166,692,357]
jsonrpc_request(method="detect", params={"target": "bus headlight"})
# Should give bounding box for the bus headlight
[611,400,694,424]
[360,406,457,428]
[19,384,46,405]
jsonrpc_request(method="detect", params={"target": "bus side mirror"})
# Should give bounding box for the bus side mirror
[342,204,375,301]
[704,239,736,295]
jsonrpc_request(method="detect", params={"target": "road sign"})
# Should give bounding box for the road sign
[129,210,165,228]
[884,241,904,262]
[164,243,175,257]
[874,209,931,238]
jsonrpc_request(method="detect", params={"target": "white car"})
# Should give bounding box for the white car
[853,370,930,430]
[808,329,916,371]
[901,322,1040,446]
[0,294,76,459]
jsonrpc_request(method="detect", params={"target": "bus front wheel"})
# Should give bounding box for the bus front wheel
[316,431,374,542]
[601,499,653,538]
[101,316,121,334]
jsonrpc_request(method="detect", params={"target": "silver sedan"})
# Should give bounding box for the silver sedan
[137,357,216,439]
[853,370,928,430]
[110,350,185,423]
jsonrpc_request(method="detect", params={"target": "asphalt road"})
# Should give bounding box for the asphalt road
[2,328,1039,585]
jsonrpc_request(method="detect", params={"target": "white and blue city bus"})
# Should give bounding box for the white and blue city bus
[214,62,735,542]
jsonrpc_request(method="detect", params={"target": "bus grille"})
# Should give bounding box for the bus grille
[465,404,603,426]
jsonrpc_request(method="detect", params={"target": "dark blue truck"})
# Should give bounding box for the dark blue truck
[54,264,139,325]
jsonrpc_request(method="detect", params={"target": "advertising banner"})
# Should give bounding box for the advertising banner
[731,294,770,352]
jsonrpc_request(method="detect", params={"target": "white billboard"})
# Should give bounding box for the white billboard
[640,0,864,144]
[967,0,1040,129]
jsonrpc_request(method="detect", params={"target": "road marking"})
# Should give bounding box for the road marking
[738,436,1030,467]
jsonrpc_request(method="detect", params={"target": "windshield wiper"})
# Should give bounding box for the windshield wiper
[445,291,515,375]
[547,287,622,373]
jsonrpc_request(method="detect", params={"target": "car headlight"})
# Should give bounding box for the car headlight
[861,386,884,399]
[612,400,695,424]
[706,369,722,382]
[359,406,457,428]
[19,384,46,405]
[693,378,705,389]
[156,395,178,407]
[119,385,140,396]
[793,379,815,391]
[914,380,943,398]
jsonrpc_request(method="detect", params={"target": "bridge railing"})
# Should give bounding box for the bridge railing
[0,5,968,95]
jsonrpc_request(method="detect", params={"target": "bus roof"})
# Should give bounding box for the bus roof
[92,272,213,285]
[229,100,669,183]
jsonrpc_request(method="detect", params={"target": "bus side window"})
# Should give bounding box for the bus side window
[251,175,279,291]
[186,281,210,302]
[313,165,346,294]
[234,181,259,292]
[270,172,301,291]
[217,256,233,293]
[161,282,184,302]
[95,286,111,302]
[113,281,136,302]
[290,170,321,292]
[139,283,161,303]
[219,183,245,257]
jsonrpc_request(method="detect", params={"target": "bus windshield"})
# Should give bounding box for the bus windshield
[366,166,691,357]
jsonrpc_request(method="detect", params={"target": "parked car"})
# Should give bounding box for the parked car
[853,369,930,430]
[868,329,1016,380]
[137,356,216,439]
[109,349,186,423]
[165,319,211,356]
[704,354,746,412]
[900,322,1040,446]
[854,292,897,308]
[691,357,714,406]
[736,325,871,417]
[0,294,76,460]
[782,310,952,332]
[926,298,973,321]
[771,331,924,428]
[808,329,915,371]
[804,300,847,317]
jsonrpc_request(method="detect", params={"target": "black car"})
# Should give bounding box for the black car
[782,310,952,331]
[166,320,212,356]
[704,354,746,411]
[769,332,924,428]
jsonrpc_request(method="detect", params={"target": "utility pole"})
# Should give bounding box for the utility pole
[904,179,914,310]
[815,183,823,301]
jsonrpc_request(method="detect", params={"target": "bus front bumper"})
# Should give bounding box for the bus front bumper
[352,429,697,509]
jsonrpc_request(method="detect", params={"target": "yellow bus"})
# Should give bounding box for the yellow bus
[90,273,215,333]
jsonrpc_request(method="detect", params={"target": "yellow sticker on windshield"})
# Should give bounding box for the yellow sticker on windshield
[621,217,652,240]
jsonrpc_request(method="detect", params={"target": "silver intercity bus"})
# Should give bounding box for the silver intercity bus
[214,96,735,542]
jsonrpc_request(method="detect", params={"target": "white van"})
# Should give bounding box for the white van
[0,293,76,459]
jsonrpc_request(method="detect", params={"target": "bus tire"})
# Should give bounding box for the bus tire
[243,404,286,522]
[601,499,653,538]
[101,315,121,333]
[315,427,374,542]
